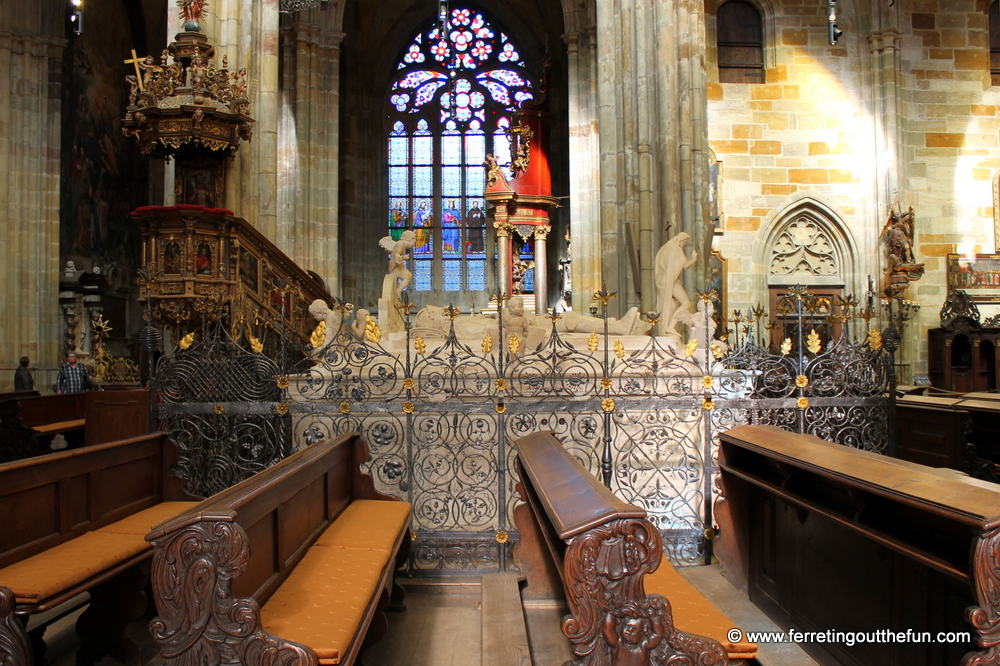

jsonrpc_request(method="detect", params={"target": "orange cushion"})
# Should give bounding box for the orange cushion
[97,502,200,536]
[0,532,148,603]
[261,546,390,664]
[314,500,411,554]
[645,564,758,658]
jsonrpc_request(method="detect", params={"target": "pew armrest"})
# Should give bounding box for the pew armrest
[0,586,31,665]
[148,514,319,666]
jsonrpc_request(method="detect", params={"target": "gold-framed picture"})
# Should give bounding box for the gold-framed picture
[947,253,1000,302]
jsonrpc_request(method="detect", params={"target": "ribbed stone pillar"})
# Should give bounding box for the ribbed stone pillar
[563,28,601,313]
[0,6,66,392]
[593,0,711,316]
[278,14,344,295]
[200,0,280,239]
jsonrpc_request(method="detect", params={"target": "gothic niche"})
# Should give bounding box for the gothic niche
[768,216,838,277]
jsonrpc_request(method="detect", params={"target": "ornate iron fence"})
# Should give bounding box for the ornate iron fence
[153,289,892,575]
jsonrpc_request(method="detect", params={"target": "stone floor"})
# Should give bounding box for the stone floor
[40,566,820,666]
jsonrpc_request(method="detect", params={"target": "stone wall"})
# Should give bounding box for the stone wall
[706,0,1000,375]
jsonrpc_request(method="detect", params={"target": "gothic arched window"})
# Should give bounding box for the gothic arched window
[717,0,764,83]
[388,8,533,295]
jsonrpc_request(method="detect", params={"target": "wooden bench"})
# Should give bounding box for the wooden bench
[895,394,999,482]
[718,424,998,665]
[511,430,757,665]
[145,432,412,666]
[0,432,201,665]
[0,389,150,464]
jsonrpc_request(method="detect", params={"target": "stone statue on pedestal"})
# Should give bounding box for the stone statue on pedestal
[654,232,698,336]
[378,231,416,334]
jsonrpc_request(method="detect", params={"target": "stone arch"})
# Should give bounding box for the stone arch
[754,197,860,295]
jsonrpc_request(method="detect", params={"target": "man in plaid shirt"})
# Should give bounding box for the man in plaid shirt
[56,351,90,394]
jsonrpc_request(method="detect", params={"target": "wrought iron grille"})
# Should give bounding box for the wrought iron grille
[154,288,893,574]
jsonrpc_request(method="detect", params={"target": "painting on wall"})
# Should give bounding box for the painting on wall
[176,157,225,208]
[947,254,1000,302]
[60,0,144,279]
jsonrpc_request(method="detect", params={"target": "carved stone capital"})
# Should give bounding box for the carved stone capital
[534,225,552,241]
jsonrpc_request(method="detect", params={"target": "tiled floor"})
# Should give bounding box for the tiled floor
[39,567,818,666]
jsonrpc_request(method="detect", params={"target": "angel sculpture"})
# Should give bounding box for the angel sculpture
[379,230,417,298]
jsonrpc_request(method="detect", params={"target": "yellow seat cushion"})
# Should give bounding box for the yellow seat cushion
[261,546,390,664]
[96,502,200,537]
[33,419,85,435]
[645,564,758,659]
[314,500,411,554]
[0,531,148,603]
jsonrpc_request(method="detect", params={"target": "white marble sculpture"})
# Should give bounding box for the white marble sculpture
[308,298,352,348]
[378,231,417,334]
[654,232,698,336]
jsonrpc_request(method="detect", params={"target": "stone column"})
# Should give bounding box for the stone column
[495,220,514,298]
[203,0,280,238]
[0,4,66,391]
[278,15,345,294]
[563,28,601,313]
[594,0,711,316]
[534,225,551,315]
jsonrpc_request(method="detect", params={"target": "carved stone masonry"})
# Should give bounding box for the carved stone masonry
[147,515,319,666]
[561,518,729,666]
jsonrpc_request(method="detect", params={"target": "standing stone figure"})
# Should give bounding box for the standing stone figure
[654,232,698,335]
[379,230,417,298]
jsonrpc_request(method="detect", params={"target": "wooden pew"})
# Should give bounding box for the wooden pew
[0,389,150,464]
[895,394,999,482]
[512,430,758,665]
[145,433,412,666]
[0,432,200,665]
[718,424,998,666]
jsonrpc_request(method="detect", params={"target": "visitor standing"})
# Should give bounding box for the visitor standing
[14,356,33,391]
[56,352,90,394]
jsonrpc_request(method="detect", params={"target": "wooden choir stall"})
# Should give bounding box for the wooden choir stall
[717,424,1000,666]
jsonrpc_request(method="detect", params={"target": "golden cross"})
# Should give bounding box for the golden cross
[124,49,146,91]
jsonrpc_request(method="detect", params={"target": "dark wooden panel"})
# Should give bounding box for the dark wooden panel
[236,512,278,601]
[85,389,149,446]
[60,474,90,532]
[95,455,159,519]
[15,393,86,428]
[1,485,59,557]
[278,476,326,568]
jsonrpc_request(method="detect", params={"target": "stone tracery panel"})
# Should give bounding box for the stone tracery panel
[768,215,840,277]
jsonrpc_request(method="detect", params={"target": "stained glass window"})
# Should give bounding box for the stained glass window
[387,8,533,294]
